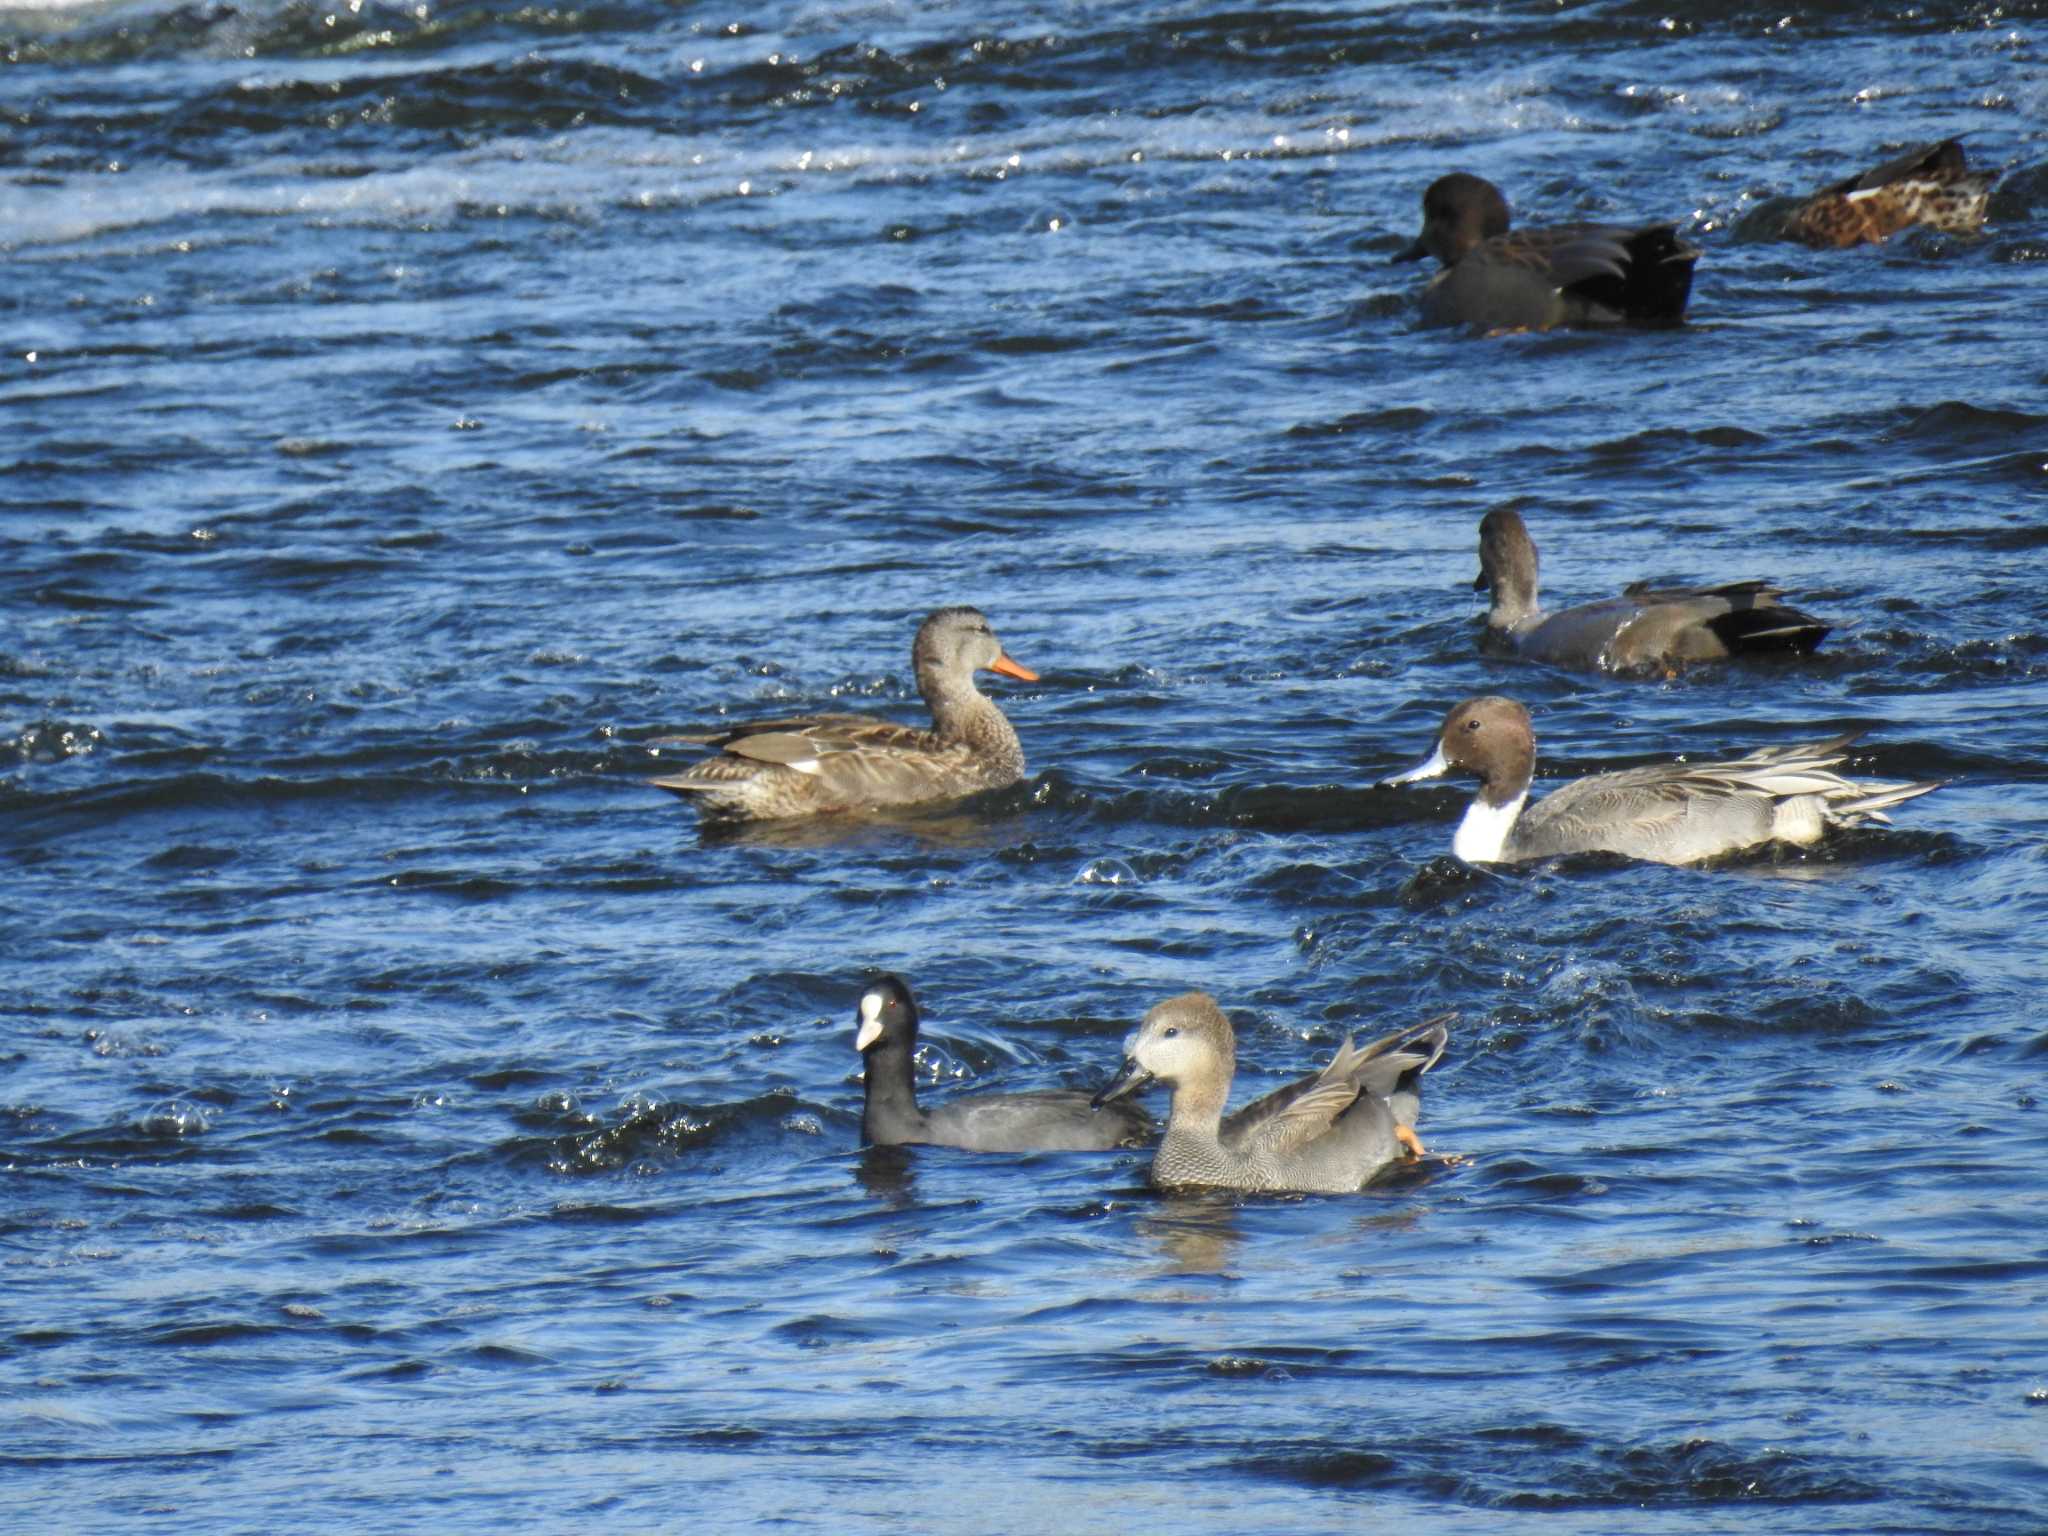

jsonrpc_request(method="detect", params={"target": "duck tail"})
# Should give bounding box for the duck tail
[1831,778,1944,825]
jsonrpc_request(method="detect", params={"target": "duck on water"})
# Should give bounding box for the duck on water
[1473,508,1829,672]
[1396,172,1698,332]
[650,607,1036,822]
[1093,993,1449,1194]
[1381,696,1942,867]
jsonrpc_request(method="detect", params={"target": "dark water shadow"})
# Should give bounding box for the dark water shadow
[689,801,1036,853]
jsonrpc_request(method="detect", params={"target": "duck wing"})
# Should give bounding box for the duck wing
[1614,580,1830,659]
[651,711,902,751]
[1239,1041,1367,1160]
[1228,1020,1450,1160]
[1517,734,1868,858]
[651,711,992,807]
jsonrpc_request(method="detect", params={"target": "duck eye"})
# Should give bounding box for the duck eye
[1162,1026,1179,1039]
[1464,718,1481,732]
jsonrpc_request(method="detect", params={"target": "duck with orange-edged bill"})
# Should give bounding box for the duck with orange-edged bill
[650,606,1038,821]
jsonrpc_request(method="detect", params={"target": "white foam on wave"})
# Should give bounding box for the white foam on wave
[0,54,1579,255]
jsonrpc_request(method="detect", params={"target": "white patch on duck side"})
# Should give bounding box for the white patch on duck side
[854,991,885,1053]
[1452,791,1528,864]
[787,758,822,776]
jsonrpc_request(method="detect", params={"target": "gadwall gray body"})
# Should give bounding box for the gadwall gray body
[650,607,1036,821]
[1397,172,1698,331]
[1382,696,1942,867]
[1476,509,1828,671]
[856,976,1152,1154]
[1785,139,1995,248]
[1092,993,1448,1194]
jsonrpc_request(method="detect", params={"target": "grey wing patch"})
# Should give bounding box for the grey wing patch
[649,712,887,750]
[922,1091,1144,1153]
[1347,1017,1451,1099]
[1622,578,1783,604]
[1520,773,1702,854]
[723,731,829,768]
[1248,1039,1367,1158]
[1507,228,1632,288]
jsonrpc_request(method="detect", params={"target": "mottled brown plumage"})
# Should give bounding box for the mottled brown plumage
[649,607,1035,822]
[1784,139,1995,248]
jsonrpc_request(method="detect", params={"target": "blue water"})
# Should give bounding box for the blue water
[4,0,2046,1528]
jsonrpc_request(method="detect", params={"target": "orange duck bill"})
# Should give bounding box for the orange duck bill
[990,653,1038,681]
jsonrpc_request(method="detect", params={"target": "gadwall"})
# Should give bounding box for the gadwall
[1475,508,1829,671]
[1381,696,1942,866]
[1092,993,1449,1194]
[1396,172,1698,331]
[650,607,1036,821]
[855,976,1152,1153]
[1784,139,1995,248]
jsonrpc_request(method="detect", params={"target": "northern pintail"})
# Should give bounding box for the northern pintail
[1784,139,1996,248]
[1381,696,1942,866]
[856,976,1152,1153]
[1397,172,1698,331]
[650,607,1036,821]
[1092,993,1449,1193]
[1475,508,1829,671]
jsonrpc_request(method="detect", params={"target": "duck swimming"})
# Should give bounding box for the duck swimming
[1396,172,1698,331]
[1092,993,1449,1194]
[1784,139,1996,248]
[1381,695,1942,867]
[1474,508,1829,672]
[650,606,1036,821]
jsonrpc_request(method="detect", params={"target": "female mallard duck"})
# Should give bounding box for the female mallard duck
[1784,139,1995,249]
[649,606,1037,821]
[1092,993,1450,1193]
[1396,172,1698,331]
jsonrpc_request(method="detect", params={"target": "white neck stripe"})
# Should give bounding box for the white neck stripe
[1452,791,1527,863]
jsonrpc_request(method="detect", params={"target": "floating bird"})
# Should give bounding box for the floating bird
[650,607,1036,821]
[1397,172,1698,330]
[1784,139,1995,248]
[1473,508,1829,671]
[1381,695,1942,866]
[1093,992,1449,1193]
[855,975,1153,1153]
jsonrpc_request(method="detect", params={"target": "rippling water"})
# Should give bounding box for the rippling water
[4,0,2046,1527]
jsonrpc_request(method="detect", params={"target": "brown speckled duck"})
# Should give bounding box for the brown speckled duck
[649,606,1036,821]
[1092,994,1449,1194]
[1397,172,1698,331]
[1784,139,1996,248]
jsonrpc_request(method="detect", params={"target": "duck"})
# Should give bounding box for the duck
[1379,695,1942,866]
[1396,172,1698,331]
[1473,508,1829,672]
[649,607,1036,821]
[1784,138,1996,249]
[1091,993,1449,1193]
[855,975,1153,1153]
